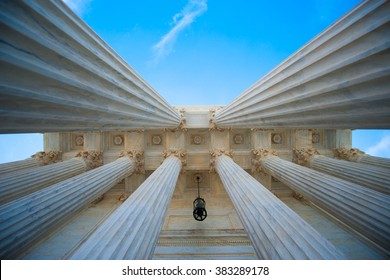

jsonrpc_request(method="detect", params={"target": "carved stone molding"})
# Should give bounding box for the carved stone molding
[209,149,234,172]
[31,151,62,166]
[75,150,103,170]
[333,148,365,162]
[163,149,187,168]
[251,128,275,132]
[292,148,320,167]
[120,150,145,174]
[251,149,277,173]
[127,129,144,133]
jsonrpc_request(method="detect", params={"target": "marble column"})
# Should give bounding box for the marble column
[69,154,183,260]
[215,1,390,129]
[0,156,135,259]
[334,148,390,169]
[0,151,62,175]
[214,154,343,259]
[0,1,180,133]
[0,151,103,205]
[293,148,390,195]
[257,152,390,251]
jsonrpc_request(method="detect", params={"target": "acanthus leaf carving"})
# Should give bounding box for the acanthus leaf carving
[333,148,365,162]
[209,149,234,173]
[120,150,145,174]
[31,151,62,165]
[292,148,320,167]
[76,150,103,170]
[251,149,277,174]
[163,149,187,170]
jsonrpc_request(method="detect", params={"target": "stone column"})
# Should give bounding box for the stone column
[0,1,180,133]
[0,151,62,175]
[0,155,136,259]
[255,151,390,252]
[0,151,103,205]
[69,152,184,260]
[334,148,390,169]
[293,148,390,195]
[215,1,390,129]
[213,153,343,259]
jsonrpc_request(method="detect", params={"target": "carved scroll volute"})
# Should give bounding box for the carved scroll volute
[292,148,320,167]
[32,151,63,165]
[333,148,365,162]
[76,150,104,170]
[251,149,277,173]
[209,149,234,173]
[120,150,144,174]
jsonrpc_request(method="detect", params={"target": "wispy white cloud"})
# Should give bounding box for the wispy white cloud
[366,135,390,158]
[151,0,207,64]
[62,0,92,17]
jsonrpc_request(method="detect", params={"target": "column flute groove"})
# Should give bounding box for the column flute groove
[215,0,390,129]
[215,154,344,259]
[334,148,390,169]
[0,156,135,259]
[0,1,180,133]
[259,155,390,252]
[293,148,390,195]
[0,151,62,175]
[69,155,182,260]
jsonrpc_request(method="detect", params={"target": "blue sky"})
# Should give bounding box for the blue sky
[0,0,389,163]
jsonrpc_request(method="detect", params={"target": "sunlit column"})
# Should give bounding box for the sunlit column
[334,148,390,169]
[0,155,136,259]
[0,151,104,205]
[293,148,390,195]
[255,151,390,252]
[0,151,62,175]
[0,1,180,133]
[215,1,390,129]
[69,152,184,260]
[214,153,344,259]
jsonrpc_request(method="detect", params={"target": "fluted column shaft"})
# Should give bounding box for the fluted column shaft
[215,0,390,128]
[215,155,343,259]
[0,157,135,259]
[0,1,180,132]
[0,158,88,205]
[334,148,390,169]
[261,156,390,251]
[69,156,181,260]
[0,158,41,175]
[309,156,390,195]
[0,151,62,175]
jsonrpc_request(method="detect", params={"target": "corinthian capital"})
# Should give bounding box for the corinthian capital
[32,151,62,165]
[76,150,103,170]
[292,148,320,167]
[120,150,144,174]
[209,149,234,173]
[251,149,277,173]
[333,148,364,162]
[163,149,187,168]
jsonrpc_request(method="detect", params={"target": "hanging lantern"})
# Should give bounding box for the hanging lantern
[193,176,207,221]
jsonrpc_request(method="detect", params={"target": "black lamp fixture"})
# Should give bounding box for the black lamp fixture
[193,175,207,221]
